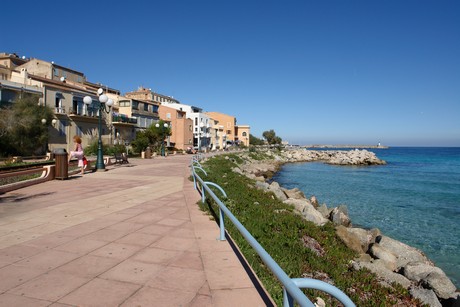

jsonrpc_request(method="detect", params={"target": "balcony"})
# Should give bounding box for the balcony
[113,113,137,124]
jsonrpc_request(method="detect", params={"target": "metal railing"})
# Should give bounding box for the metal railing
[191,154,355,307]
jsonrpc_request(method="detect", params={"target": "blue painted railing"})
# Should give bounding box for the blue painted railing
[191,155,355,307]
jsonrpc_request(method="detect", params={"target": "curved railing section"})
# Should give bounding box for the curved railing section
[191,155,355,307]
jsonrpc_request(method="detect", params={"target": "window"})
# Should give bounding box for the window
[242,132,247,137]
[119,100,130,107]
[77,76,82,83]
[227,130,231,135]
[166,113,171,119]
[132,101,139,110]
[195,118,198,125]
[76,126,82,137]
[151,105,158,112]
[144,103,149,111]
[53,68,59,77]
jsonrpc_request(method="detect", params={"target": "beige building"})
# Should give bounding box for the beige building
[206,111,251,147]
[158,105,194,150]
[235,125,250,146]
[1,53,117,153]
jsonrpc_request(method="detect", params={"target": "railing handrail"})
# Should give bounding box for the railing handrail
[191,155,355,307]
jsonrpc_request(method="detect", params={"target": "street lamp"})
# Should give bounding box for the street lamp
[155,122,169,157]
[83,89,113,171]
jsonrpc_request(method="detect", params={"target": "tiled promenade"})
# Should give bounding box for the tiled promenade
[0,155,272,306]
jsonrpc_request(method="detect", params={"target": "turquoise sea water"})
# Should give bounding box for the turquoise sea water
[273,147,460,288]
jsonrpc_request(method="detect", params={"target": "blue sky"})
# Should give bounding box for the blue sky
[3,0,459,146]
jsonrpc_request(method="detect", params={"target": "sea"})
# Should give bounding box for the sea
[272,147,460,288]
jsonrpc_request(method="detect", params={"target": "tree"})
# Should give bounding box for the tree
[0,95,53,157]
[262,129,282,145]
[249,134,264,145]
[130,120,172,154]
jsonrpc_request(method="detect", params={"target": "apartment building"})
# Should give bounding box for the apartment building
[0,53,116,153]
[158,105,194,150]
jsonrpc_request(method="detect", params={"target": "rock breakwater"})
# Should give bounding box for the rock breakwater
[222,148,458,306]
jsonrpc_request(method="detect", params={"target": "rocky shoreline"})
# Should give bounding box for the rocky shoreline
[226,148,459,307]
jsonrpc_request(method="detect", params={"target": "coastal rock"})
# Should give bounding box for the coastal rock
[282,187,306,200]
[329,205,351,227]
[336,226,379,254]
[317,204,331,218]
[254,181,269,190]
[376,235,433,269]
[402,262,457,299]
[336,226,367,254]
[352,260,412,289]
[369,244,397,271]
[410,287,442,307]
[310,195,319,207]
[268,181,288,201]
[283,199,328,226]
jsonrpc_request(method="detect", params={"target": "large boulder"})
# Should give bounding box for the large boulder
[352,260,412,289]
[336,226,380,254]
[284,199,328,226]
[376,235,432,269]
[410,287,442,307]
[282,187,306,200]
[402,262,457,299]
[369,244,397,271]
[268,181,288,201]
[329,205,351,227]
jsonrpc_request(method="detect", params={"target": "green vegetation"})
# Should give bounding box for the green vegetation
[197,153,420,306]
[249,134,265,145]
[131,120,172,154]
[84,141,127,156]
[0,95,54,157]
[262,129,282,145]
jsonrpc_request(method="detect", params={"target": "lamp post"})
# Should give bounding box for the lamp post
[41,118,58,153]
[155,122,169,157]
[83,89,113,171]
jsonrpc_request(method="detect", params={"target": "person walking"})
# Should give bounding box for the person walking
[68,135,85,175]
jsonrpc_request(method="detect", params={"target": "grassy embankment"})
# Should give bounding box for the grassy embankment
[198,151,421,306]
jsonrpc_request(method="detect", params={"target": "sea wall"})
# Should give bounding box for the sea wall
[222,148,459,306]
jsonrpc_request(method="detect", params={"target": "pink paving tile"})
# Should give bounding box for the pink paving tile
[124,213,164,224]
[157,217,188,227]
[22,233,75,250]
[58,277,140,307]
[0,293,51,307]
[151,236,200,252]
[104,221,145,233]
[54,255,121,278]
[202,250,244,269]
[132,247,182,265]
[100,259,163,284]
[120,286,196,307]
[136,224,174,235]
[0,265,44,293]
[53,237,108,254]
[169,251,204,270]
[168,227,196,239]
[212,288,267,307]
[89,242,143,260]
[189,294,213,307]
[115,232,161,247]
[14,249,80,271]
[0,244,44,264]
[205,266,255,290]
[7,271,90,302]
[146,266,206,294]
[81,228,129,242]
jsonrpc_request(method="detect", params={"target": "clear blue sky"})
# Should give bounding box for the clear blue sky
[4,0,459,146]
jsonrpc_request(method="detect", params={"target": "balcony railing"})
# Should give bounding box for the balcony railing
[112,114,137,124]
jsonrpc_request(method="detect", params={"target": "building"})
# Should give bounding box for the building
[158,105,194,150]
[1,52,116,153]
[206,111,251,147]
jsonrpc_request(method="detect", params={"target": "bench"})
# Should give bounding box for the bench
[114,152,129,164]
